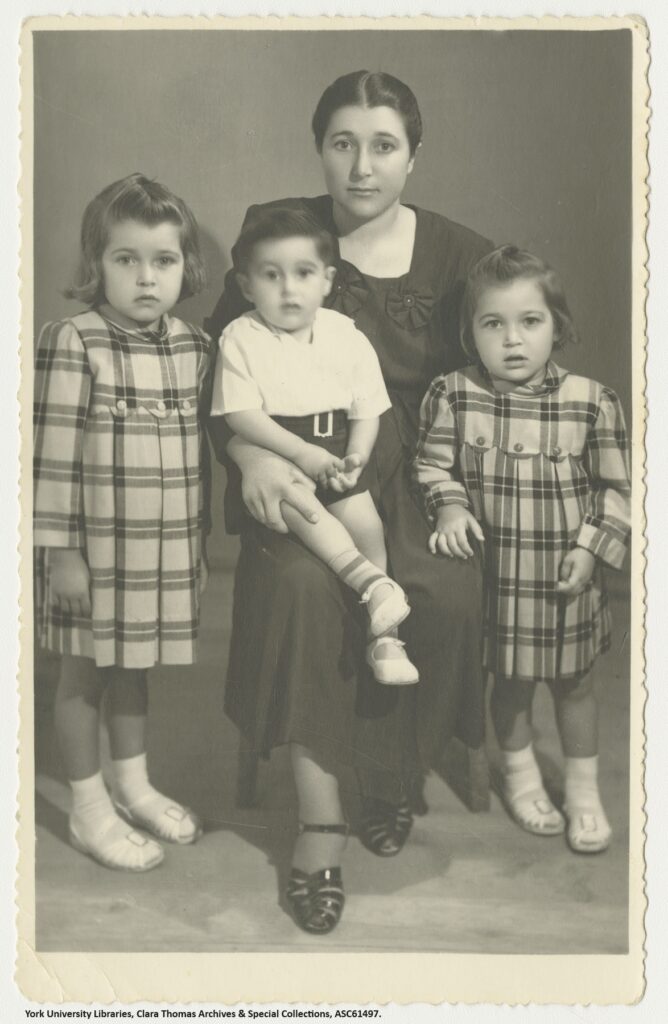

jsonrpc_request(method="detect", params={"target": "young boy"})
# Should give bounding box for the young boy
[210,207,418,685]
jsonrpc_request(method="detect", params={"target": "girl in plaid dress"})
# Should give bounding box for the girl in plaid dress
[415,246,631,854]
[34,174,213,871]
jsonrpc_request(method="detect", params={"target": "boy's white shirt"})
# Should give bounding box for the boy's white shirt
[211,307,391,420]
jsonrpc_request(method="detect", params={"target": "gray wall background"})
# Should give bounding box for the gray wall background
[34,28,632,414]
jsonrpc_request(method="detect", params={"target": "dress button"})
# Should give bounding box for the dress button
[116,399,127,411]
[157,400,166,412]
[476,436,485,446]
[403,294,415,307]
[335,283,344,293]
[514,442,524,453]
[181,399,191,411]
[552,445,562,456]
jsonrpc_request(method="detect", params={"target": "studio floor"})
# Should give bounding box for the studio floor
[33,541,631,954]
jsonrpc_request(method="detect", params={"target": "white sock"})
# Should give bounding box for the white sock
[564,755,604,810]
[501,744,543,799]
[111,752,200,843]
[70,771,115,826]
[111,752,153,807]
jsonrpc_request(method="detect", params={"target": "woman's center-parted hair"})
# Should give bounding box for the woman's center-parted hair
[311,70,423,156]
[460,245,578,363]
[232,207,337,275]
[65,172,207,306]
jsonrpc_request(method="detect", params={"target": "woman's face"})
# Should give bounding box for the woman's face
[320,104,416,222]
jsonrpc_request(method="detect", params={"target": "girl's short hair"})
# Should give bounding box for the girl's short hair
[312,70,423,156]
[460,244,578,362]
[232,207,336,274]
[65,172,206,305]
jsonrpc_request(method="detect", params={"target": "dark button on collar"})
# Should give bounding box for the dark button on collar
[552,445,562,456]
[514,442,524,453]
[476,436,485,446]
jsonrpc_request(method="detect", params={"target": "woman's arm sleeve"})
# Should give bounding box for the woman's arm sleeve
[413,378,470,520]
[575,387,632,569]
[33,321,91,548]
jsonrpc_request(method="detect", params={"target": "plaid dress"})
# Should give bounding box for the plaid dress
[414,362,631,683]
[34,310,213,669]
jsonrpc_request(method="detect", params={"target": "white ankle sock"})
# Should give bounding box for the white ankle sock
[70,771,115,826]
[564,755,604,810]
[501,744,543,799]
[111,752,153,807]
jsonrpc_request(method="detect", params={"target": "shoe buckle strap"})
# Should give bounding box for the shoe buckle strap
[298,822,349,836]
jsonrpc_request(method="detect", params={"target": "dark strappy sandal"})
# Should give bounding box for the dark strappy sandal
[358,797,413,857]
[286,823,348,935]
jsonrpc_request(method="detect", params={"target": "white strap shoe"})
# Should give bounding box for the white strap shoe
[360,577,410,637]
[366,637,419,686]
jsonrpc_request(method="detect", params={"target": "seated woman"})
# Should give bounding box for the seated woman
[208,70,493,935]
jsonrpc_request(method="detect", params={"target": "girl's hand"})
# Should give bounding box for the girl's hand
[327,452,364,493]
[557,547,596,596]
[429,506,485,559]
[49,548,91,617]
[240,448,319,533]
[295,443,345,487]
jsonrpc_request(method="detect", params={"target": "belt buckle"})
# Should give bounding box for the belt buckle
[313,411,334,438]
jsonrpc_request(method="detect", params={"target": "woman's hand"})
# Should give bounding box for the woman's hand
[429,505,484,559]
[327,452,364,493]
[49,548,91,617]
[294,443,344,487]
[557,547,596,596]
[238,446,320,533]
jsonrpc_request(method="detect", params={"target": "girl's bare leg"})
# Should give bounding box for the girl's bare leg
[55,656,163,870]
[54,654,106,781]
[106,667,202,844]
[490,676,564,835]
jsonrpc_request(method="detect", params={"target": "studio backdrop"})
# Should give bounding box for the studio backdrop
[34,28,632,419]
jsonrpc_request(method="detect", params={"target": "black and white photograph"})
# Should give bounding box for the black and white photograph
[13,11,650,1009]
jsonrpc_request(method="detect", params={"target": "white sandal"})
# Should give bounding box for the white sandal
[565,807,611,854]
[360,577,410,638]
[69,814,164,871]
[502,787,566,836]
[366,637,419,686]
[114,798,203,845]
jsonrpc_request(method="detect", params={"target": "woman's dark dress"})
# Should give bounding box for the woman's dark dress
[207,196,493,803]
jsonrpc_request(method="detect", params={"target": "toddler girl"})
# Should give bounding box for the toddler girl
[210,207,418,685]
[34,173,213,870]
[414,245,631,853]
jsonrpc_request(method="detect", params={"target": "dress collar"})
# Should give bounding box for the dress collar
[477,360,568,397]
[97,304,170,342]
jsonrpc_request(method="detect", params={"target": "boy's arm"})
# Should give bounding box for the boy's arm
[346,417,379,465]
